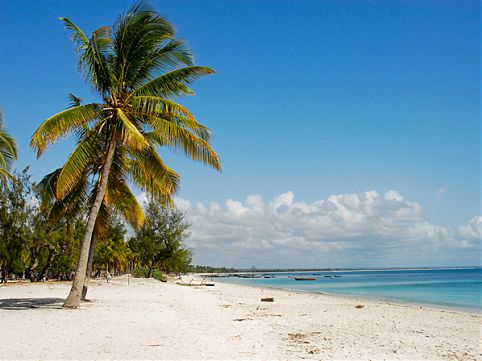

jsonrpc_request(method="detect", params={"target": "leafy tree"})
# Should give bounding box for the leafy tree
[0,169,35,281]
[30,2,220,308]
[0,112,17,179]
[40,218,84,280]
[28,185,85,282]
[130,199,190,277]
[0,168,86,283]
[93,216,133,276]
[163,247,192,275]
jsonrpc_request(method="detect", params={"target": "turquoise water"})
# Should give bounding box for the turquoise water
[218,268,482,312]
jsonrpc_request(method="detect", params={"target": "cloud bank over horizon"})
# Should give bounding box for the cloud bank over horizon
[139,190,481,269]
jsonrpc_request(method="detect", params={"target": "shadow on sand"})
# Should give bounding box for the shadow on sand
[0,298,64,310]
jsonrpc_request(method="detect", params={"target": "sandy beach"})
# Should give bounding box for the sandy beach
[0,276,480,360]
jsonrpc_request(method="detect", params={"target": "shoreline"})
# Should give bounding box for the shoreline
[0,276,480,360]
[210,277,481,315]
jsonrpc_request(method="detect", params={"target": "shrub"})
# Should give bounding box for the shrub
[131,267,149,278]
[131,267,167,282]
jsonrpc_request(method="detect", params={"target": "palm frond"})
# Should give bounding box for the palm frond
[131,95,209,139]
[129,39,194,87]
[0,114,17,172]
[132,66,214,98]
[116,108,148,150]
[93,201,111,239]
[60,18,113,96]
[55,131,101,199]
[30,104,100,157]
[112,182,145,230]
[144,120,221,171]
[0,168,14,181]
[113,2,175,90]
[37,168,62,211]
[68,93,82,107]
[128,145,179,197]
[37,166,90,223]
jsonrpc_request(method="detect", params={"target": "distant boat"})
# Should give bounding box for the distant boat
[294,277,317,281]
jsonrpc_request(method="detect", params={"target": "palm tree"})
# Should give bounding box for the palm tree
[31,2,221,308]
[38,163,142,300]
[0,112,17,179]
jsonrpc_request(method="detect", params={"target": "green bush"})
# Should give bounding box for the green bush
[151,269,167,282]
[131,267,166,282]
[131,267,149,278]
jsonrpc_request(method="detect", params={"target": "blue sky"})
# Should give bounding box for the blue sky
[1,1,480,267]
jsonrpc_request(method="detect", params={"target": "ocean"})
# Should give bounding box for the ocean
[217,267,482,312]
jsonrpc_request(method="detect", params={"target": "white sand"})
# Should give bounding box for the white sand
[0,276,480,360]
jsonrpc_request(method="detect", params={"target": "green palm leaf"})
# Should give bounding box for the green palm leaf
[56,131,102,199]
[133,66,214,98]
[38,168,90,222]
[144,121,220,170]
[116,108,148,150]
[113,2,175,90]
[31,104,100,157]
[132,96,211,140]
[60,18,112,96]
[132,39,194,86]
[128,145,180,195]
[112,182,145,229]
[0,113,17,175]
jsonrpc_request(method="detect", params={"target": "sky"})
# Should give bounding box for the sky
[1,0,480,268]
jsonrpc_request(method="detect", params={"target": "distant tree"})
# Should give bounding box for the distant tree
[0,168,86,283]
[164,247,192,275]
[0,169,35,282]
[28,186,85,282]
[130,199,190,277]
[94,217,133,276]
[188,265,238,273]
[42,218,84,280]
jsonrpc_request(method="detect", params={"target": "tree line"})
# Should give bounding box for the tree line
[0,169,193,283]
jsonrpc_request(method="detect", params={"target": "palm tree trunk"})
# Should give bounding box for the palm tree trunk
[81,232,97,301]
[63,141,116,308]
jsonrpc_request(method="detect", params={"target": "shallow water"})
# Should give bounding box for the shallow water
[219,268,482,311]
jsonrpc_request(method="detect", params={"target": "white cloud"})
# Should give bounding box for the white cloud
[457,216,482,241]
[172,190,481,268]
[436,185,448,201]
[226,199,248,217]
[173,197,192,212]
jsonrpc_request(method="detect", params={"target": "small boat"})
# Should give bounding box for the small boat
[294,277,317,281]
